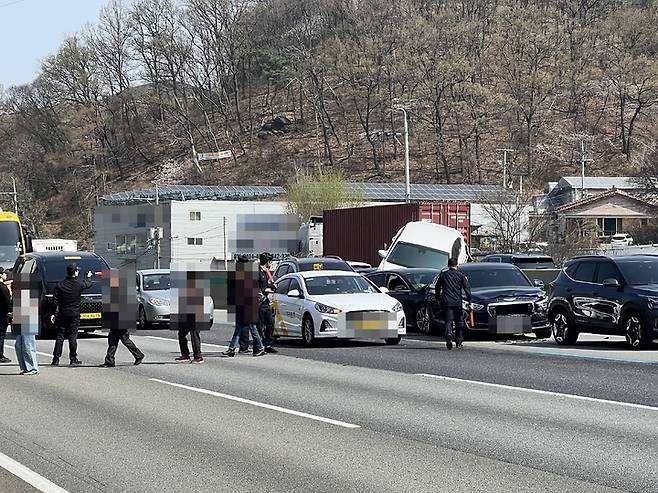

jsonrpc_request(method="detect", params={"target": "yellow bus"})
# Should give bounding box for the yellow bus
[0,208,32,271]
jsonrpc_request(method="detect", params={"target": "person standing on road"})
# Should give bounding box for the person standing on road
[258,252,278,353]
[435,258,471,350]
[223,256,265,357]
[174,273,206,364]
[50,264,94,366]
[12,272,40,375]
[99,268,144,368]
[0,268,12,364]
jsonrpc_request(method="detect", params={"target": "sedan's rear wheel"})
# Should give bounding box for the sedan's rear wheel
[415,305,431,335]
[624,312,651,349]
[551,309,578,345]
[302,315,315,347]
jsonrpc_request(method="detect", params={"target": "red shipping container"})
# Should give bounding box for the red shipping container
[323,202,471,267]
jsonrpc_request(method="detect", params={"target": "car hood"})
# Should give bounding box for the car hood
[308,293,398,311]
[633,285,658,296]
[471,287,544,302]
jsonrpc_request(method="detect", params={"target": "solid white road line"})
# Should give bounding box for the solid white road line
[149,378,361,429]
[0,452,69,493]
[143,335,229,349]
[4,344,51,359]
[417,373,658,412]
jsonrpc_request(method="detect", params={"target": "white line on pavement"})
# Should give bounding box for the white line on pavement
[417,373,658,412]
[4,344,51,359]
[142,335,229,349]
[0,452,69,493]
[149,378,361,429]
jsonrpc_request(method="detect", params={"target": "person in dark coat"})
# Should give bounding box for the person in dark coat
[99,268,144,367]
[0,267,12,364]
[258,252,277,353]
[50,263,94,366]
[435,258,471,350]
[223,256,265,357]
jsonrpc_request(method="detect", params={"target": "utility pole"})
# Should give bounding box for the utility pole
[497,148,514,188]
[12,177,18,213]
[580,138,593,199]
[153,227,161,269]
[393,106,411,202]
[223,216,228,270]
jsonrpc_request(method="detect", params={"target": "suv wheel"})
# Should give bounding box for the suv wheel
[623,312,651,349]
[302,315,315,347]
[415,305,430,335]
[551,309,579,345]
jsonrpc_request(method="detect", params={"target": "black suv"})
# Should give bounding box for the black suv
[273,256,354,279]
[12,251,110,338]
[548,255,658,348]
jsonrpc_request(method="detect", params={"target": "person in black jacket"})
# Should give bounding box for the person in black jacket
[258,252,277,353]
[0,267,11,364]
[50,264,94,366]
[435,258,471,350]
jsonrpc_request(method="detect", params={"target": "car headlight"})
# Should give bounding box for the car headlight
[463,301,484,311]
[392,301,403,312]
[315,302,341,314]
[148,297,170,306]
[535,297,548,310]
[641,296,658,310]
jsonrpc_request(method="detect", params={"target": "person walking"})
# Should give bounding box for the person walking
[174,274,206,364]
[435,258,471,350]
[223,256,265,357]
[258,252,277,353]
[0,267,12,364]
[50,264,94,366]
[12,272,40,375]
[99,268,144,368]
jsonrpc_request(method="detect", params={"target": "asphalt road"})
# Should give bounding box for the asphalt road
[1,325,657,493]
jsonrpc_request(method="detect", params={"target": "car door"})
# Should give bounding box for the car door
[285,277,306,335]
[272,278,291,335]
[590,260,623,332]
[385,273,416,321]
[569,260,598,330]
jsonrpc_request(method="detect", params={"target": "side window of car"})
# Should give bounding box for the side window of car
[387,274,409,291]
[595,262,620,284]
[275,278,291,295]
[368,273,386,288]
[573,262,596,283]
[288,278,302,295]
[136,274,141,290]
[275,264,290,279]
[564,263,578,279]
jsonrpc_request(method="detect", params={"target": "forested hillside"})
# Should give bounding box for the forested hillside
[1,0,657,245]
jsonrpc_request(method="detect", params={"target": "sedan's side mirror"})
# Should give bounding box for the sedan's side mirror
[379,287,389,294]
[533,279,545,288]
[602,278,620,288]
[287,289,302,298]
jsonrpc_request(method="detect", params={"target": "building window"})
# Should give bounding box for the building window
[115,233,147,255]
[597,218,623,236]
[189,211,201,221]
[187,237,203,246]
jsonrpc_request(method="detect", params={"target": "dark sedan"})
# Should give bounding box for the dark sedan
[366,269,440,333]
[427,263,551,338]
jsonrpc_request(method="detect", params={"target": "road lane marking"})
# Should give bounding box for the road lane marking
[527,350,658,365]
[4,344,51,359]
[149,378,361,429]
[417,373,658,412]
[0,452,69,493]
[142,336,229,349]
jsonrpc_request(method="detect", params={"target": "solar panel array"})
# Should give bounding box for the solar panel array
[561,176,640,190]
[101,185,285,205]
[101,182,505,205]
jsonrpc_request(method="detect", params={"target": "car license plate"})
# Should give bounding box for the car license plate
[80,312,101,320]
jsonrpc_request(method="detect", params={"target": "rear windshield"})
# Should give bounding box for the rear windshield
[42,257,108,294]
[513,257,556,270]
[617,259,658,285]
[387,242,449,269]
[297,260,353,272]
[463,268,531,289]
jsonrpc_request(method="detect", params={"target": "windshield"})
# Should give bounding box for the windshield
[617,259,658,285]
[0,222,22,269]
[387,242,449,269]
[464,268,531,289]
[143,274,171,291]
[304,275,380,296]
[42,257,108,294]
[406,271,440,290]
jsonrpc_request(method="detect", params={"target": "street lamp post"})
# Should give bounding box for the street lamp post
[393,107,411,203]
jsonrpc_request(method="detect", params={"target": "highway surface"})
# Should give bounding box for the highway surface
[2,323,657,493]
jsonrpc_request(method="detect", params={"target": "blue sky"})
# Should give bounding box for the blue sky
[0,0,111,88]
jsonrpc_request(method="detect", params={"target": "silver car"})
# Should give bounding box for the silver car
[136,269,214,329]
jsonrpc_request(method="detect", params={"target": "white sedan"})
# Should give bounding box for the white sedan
[271,270,406,346]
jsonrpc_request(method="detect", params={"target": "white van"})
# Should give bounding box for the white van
[377,222,469,271]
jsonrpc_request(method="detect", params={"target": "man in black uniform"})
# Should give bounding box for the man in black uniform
[50,264,94,365]
[0,267,11,364]
[435,258,471,350]
[258,252,277,353]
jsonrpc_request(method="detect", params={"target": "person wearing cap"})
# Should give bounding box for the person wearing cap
[50,263,94,366]
[0,267,11,364]
[258,252,278,353]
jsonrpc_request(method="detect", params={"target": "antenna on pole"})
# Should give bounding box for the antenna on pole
[497,147,514,188]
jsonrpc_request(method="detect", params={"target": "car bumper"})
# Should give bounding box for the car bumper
[144,304,171,323]
[314,311,406,339]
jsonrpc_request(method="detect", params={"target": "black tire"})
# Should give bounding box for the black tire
[415,305,431,335]
[138,306,152,330]
[623,311,652,349]
[551,308,579,345]
[385,336,402,345]
[301,315,315,347]
[533,328,552,339]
